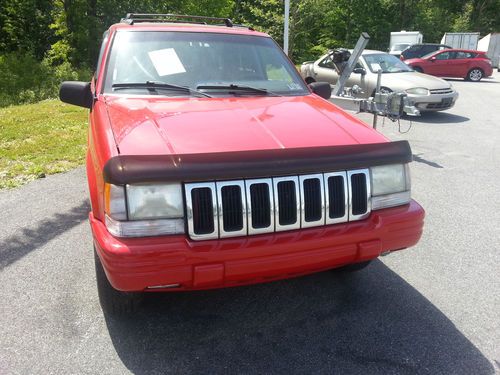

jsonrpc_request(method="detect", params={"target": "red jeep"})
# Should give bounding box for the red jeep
[60,14,424,314]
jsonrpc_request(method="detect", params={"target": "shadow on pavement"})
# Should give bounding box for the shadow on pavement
[0,200,89,269]
[405,112,469,124]
[104,260,494,374]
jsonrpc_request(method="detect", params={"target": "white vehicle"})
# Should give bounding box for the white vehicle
[389,31,423,56]
[301,50,459,113]
[477,32,500,68]
[441,32,480,50]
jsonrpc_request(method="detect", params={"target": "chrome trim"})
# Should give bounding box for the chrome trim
[184,182,218,240]
[245,178,275,235]
[323,171,348,225]
[216,180,247,238]
[347,169,371,221]
[273,176,301,232]
[299,174,325,228]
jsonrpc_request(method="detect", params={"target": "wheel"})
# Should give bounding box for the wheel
[466,68,483,81]
[334,260,372,273]
[412,66,423,73]
[94,248,142,315]
[305,77,316,84]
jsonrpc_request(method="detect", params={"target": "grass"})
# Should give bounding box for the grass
[0,99,88,189]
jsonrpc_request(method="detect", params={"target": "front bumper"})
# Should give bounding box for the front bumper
[408,91,459,111]
[91,200,425,292]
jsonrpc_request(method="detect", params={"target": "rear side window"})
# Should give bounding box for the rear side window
[454,51,475,59]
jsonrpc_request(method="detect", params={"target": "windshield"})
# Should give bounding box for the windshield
[103,31,308,96]
[391,43,410,51]
[363,53,413,73]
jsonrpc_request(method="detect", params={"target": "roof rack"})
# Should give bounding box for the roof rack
[121,13,234,27]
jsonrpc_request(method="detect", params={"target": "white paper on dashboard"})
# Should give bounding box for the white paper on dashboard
[148,48,186,76]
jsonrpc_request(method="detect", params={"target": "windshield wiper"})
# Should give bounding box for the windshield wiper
[112,81,212,97]
[196,84,280,96]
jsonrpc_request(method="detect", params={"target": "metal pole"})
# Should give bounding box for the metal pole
[373,69,382,129]
[284,0,290,55]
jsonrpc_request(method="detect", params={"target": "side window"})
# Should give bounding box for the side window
[435,52,452,60]
[454,51,472,59]
[95,31,109,77]
[319,55,335,69]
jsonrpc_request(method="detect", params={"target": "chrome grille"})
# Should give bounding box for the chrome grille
[430,88,453,95]
[185,169,371,240]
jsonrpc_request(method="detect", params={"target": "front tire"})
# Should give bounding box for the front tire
[94,248,142,315]
[466,68,483,81]
[413,66,423,73]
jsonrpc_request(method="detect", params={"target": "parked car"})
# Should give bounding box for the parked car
[400,43,452,60]
[301,50,458,112]
[59,14,425,314]
[405,49,494,81]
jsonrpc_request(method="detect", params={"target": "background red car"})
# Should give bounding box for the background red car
[405,49,493,81]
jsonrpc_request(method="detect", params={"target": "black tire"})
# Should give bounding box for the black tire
[305,77,316,84]
[466,68,483,81]
[413,66,423,73]
[94,249,142,315]
[334,260,372,273]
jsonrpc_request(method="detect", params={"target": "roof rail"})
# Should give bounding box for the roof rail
[121,13,234,27]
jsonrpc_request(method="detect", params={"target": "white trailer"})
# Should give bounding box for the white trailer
[477,33,500,68]
[441,32,480,50]
[389,31,423,56]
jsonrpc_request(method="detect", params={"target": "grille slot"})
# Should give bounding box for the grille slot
[246,178,274,235]
[191,188,215,235]
[277,181,297,225]
[300,174,325,228]
[303,179,321,221]
[328,175,346,218]
[274,177,300,231]
[250,184,271,228]
[348,169,371,220]
[216,180,246,238]
[221,186,243,231]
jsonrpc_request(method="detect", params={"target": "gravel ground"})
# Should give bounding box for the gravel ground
[0,71,499,374]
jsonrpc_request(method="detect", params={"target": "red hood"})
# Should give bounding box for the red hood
[104,94,386,155]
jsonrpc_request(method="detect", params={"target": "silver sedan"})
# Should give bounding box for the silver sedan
[301,50,459,112]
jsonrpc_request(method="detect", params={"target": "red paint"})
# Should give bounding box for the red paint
[92,200,424,291]
[405,49,493,79]
[81,22,425,293]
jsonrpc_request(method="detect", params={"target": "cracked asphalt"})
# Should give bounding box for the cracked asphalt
[1,71,499,374]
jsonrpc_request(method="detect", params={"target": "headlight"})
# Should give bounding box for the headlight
[370,164,411,210]
[406,87,429,95]
[127,183,183,220]
[104,183,185,237]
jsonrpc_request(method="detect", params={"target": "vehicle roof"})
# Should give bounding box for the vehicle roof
[108,22,269,37]
[434,48,485,53]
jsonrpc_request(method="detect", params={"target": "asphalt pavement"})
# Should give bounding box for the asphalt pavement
[1,72,499,374]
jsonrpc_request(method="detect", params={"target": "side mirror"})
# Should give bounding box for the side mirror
[59,81,93,108]
[430,56,436,62]
[353,67,366,75]
[308,82,332,100]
